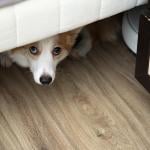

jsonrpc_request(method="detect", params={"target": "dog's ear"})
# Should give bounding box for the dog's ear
[68,28,82,44]
[58,28,82,51]
[69,28,82,38]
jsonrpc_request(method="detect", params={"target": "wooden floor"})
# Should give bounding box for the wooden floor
[0,40,150,150]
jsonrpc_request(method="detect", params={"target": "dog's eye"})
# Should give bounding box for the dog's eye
[29,46,39,55]
[52,47,62,56]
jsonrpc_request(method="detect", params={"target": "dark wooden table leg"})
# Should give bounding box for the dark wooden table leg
[135,14,150,92]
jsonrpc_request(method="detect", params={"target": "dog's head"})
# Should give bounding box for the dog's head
[10,29,81,85]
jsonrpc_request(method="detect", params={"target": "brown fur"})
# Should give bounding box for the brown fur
[86,14,122,46]
[57,28,82,51]
[70,14,122,58]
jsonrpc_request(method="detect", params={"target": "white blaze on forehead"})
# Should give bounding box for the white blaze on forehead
[38,37,56,52]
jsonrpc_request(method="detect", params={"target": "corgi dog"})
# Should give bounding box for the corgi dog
[0,15,121,85]
[0,28,81,85]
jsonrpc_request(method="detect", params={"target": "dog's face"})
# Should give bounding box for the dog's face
[10,29,81,85]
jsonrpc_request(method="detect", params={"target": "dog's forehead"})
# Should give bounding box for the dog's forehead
[37,37,56,51]
[37,33,75,52]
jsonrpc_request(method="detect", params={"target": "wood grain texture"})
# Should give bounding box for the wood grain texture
[0,40,150,150]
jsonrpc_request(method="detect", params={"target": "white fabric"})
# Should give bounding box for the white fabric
[0,0,148,52]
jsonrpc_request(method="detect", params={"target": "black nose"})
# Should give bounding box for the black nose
[40,75,52,85]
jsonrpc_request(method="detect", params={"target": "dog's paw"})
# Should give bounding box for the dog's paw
[0,53,12,67]
[70,48,83,59]
[71,47,91,59]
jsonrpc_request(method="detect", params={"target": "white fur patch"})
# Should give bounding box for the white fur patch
[10,53,29,67]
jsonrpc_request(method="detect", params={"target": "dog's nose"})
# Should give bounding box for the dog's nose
[40,75,52,85]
